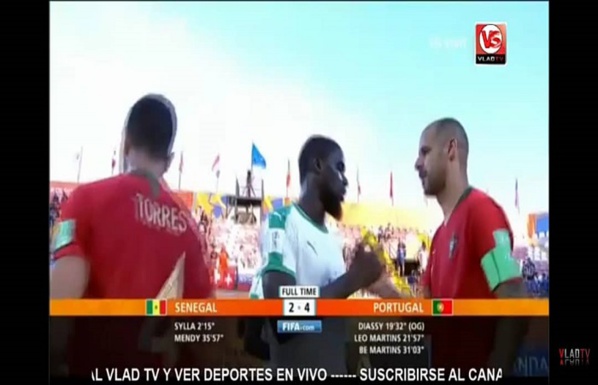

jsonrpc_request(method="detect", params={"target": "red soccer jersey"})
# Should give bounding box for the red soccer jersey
[421,188,522,368]
[52,173,213,372]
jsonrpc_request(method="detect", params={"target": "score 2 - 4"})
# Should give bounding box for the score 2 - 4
[283,299,317,317]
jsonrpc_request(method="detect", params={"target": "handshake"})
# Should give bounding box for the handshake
[345,230,387,291]
[345,230,412,298]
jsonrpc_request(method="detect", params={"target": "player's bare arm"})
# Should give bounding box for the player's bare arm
[368,279,402,298]
[472,202,529,374]
[262,217,382,344]
[261,243,377,344]
[262,271,302,344]
[490,279,528,374]
[50,188,91,375]
[368,274,411,298]
[263,241,382,301]
[50,188,92,298]
[259,211,303,344]
[262,262,381,345]
[50,257,89,375]
[51,257,90,298]
[489,278,529,374]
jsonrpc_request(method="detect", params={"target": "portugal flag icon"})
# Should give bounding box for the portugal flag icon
[432,299,453,316]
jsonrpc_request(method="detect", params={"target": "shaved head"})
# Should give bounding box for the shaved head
[427,117,469,166]
[415,118,469,196]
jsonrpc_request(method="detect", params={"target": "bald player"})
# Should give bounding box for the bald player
[415,118,528,373]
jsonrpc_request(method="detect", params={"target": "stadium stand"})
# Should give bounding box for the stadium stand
[49,187,549,298]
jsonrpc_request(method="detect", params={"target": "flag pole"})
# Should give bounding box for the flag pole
[215,173,220,193]
[76,146,83,184]
[356,167,360,203]
[515,178,520,214]
[111,149,116,176]
[249,141,254,198]
[388,160,394,207]
[390,170,394,206]
[177,152,183,190]
[250,141,253,174]
[285,158,290,200]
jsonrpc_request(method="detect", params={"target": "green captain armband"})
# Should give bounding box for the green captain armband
[52,219,76,252]
[480,229,522,291]
[262,207,296,278]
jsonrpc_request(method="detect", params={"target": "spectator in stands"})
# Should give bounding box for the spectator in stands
[418,241,429,270]
[387,241,397,270]
[50,193,61,224]
[342,245,350,263]
[245,170,255,197]
[522,257,536,281]
[60,190,68,204]
[198,201,502,297]
[408,270,419,294]
[50,204,58,229]
[218,245,229,273]
[210,244,218,265]
[49,191,71,264]
[539,273,549,296]
[397,240,406,276]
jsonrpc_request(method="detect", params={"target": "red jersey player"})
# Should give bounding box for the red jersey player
[414,118,528,374]
[50,95,213,375]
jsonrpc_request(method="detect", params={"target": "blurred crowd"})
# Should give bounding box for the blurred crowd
[49,190,69,264]
[185,208,551,299]
[49,192,549,298]
[522,257,549,297]
[49,190,68,233]
[337,224,429,273]
[202,217,261,272]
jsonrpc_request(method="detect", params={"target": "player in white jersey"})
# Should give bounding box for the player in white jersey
[249,136,399,372]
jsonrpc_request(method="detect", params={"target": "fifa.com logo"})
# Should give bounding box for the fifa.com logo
[559,348,590,366]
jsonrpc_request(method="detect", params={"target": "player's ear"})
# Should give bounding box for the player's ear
[313,158,322,174]
[447,138,457,161]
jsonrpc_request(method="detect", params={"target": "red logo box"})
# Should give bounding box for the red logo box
[475,23,507,65]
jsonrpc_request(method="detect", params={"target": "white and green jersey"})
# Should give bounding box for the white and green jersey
[250,204,347,372]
